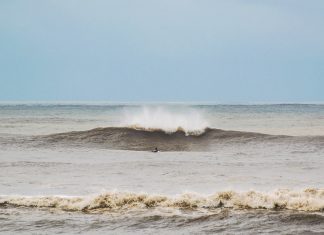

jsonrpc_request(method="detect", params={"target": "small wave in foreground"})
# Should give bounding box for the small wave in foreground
[1,189,324,213]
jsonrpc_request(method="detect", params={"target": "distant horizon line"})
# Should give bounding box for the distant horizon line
[0,100,324,105]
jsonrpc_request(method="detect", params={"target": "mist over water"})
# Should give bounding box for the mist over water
[0,104,324,234]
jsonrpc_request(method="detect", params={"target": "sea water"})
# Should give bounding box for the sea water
[0,103,323,234]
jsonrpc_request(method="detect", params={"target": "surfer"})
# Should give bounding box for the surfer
[152,147,159,153]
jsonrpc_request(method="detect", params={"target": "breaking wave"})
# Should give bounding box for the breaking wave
[1,189,324,213]
[37,127,280,151]
[27,125,324,151]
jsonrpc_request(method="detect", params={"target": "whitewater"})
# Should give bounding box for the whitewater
[1,103,324,234]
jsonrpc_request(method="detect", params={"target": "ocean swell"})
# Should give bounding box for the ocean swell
[2,125,323,151]
[1,189,324,213]
[37,127,277,151]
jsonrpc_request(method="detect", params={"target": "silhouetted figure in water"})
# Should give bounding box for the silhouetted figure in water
[152,147,159,153]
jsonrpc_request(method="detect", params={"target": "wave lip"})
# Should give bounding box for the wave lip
[1,189,324,213]
[125,125,206,136]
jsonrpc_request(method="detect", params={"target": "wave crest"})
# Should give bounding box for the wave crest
[1,189,324,212]
[120,106,209,135]
[125,125,205,136]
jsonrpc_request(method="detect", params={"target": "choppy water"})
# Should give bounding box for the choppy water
[0,103,324,234]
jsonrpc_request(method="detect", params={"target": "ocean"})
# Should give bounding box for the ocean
[0,103,323,234]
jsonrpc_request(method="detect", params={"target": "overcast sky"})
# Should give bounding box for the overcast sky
[1,0,323,102]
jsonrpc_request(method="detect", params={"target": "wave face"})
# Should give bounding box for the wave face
[1,189,324,213]
[36,127,285,151]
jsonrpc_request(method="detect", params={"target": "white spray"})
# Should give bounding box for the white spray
[120,106,209,135]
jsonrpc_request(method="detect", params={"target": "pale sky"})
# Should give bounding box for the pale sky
[0,0,323,102]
